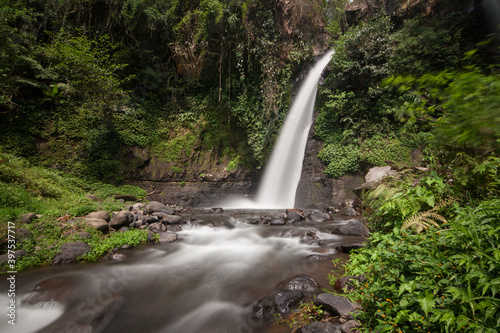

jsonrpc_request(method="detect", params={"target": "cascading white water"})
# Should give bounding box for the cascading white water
[223,50,334,209]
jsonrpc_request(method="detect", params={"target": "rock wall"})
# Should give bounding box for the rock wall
[295,111,364,210]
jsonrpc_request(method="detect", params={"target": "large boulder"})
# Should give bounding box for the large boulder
[109,211,134,229]
[365,166,395,183]
[276,274,321,297]
[251,291,304,323]
[83,218,109,232]
[144,201,175,215]
[86,211,110,222]
[158,232,178,244]
[309,210,330,222]
[314,293,356,317]
[331,220,369,237]
[162,215,184,225]
[286,209,305,222]
[53,242,91,265]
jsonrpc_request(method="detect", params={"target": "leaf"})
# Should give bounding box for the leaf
[418,291,436,316]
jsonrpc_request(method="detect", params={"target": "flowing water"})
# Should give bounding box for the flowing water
[223,50,334,209]
[0,51,353,333]
[0,210,363,333]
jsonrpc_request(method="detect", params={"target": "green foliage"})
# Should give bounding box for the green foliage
[318,135,413,179]
[274,302,325,330]
[82,228,149,262]
[386,68,500,154]
[339,198,500,333]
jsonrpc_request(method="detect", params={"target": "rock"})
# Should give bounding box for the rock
[85,211,110,222]
[130,202,145,211]
[276,274,321,297]
[309,209,329,222]
[305,254,330,262]
[314,293,356,317]
[144,215,159,224]
[17,228,32,244]
[251,295,276,322]
[118,227,129,233]
[251,291,304,323]
[158,232,178,243]
[21,213,38,223]
[109,211,134,229]
[110,253,127,261]
[365,166,394,183]
[339,243,365,253]
[84,218,109,232]
[162,214,184,225]
[53,241,91,265]
[270,218,286,225]
[341,320,361,333]
[333,276,363,293]
[299,321,342,333]
[0,250,27,265]
[338,221,369,237]
[210,207,224,213]
[167,225,182,232]
[340,206,359,216]
[144,201,175,215]
[146,233,155,242]
[273,291,304,315]
[148,222,166,233]
[286,209,305,222]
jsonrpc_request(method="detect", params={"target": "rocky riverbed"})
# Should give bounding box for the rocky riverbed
[1,203,368,333]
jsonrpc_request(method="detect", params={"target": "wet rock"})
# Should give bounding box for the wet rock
[53,241,91,265]
[0,250,27,265]
[23,275,94,305]
[273,291,304,315]
[331,221,369,237]
[21,213,38,223]
[299,321,341,333]
[109,211,134,229]
[314,293,356,317]
[167,225,182,232]
[146,233,155,242]
[309,209,330,222]
[120,244,134,250]
[286,209,305,222]
[341,320,361,333]
[84,218,109,232]
[144,215,159,224]
[144,201,175,215]
[276,274,321,297]
[251,291,304,323]
[306,229,319,239]
[270,218,287,225]
[110,253,127,261]
[251,295,276,322]
[158,232,178,243]
[148,222,166,233]
[85,211,110,222]
[305,254,330,262]
[210,207,224,213]
[162,214,185,225]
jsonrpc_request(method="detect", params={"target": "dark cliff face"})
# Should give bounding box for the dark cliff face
[294,110,364,210]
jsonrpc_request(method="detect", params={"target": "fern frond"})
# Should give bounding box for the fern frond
[402,205,450,233]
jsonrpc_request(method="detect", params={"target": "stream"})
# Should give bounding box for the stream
[0,209,364,333]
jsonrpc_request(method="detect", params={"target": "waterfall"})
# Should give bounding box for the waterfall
[223,50,334,209]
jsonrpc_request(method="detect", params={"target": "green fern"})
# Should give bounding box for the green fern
[402,198,455,233]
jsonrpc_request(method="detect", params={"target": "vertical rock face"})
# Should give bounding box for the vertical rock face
[295,111,364,209]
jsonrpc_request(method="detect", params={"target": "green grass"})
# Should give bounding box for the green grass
[0,150,150,271]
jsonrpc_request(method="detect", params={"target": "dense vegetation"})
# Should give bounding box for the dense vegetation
[316,1,500,332]
[0,0,335,181]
